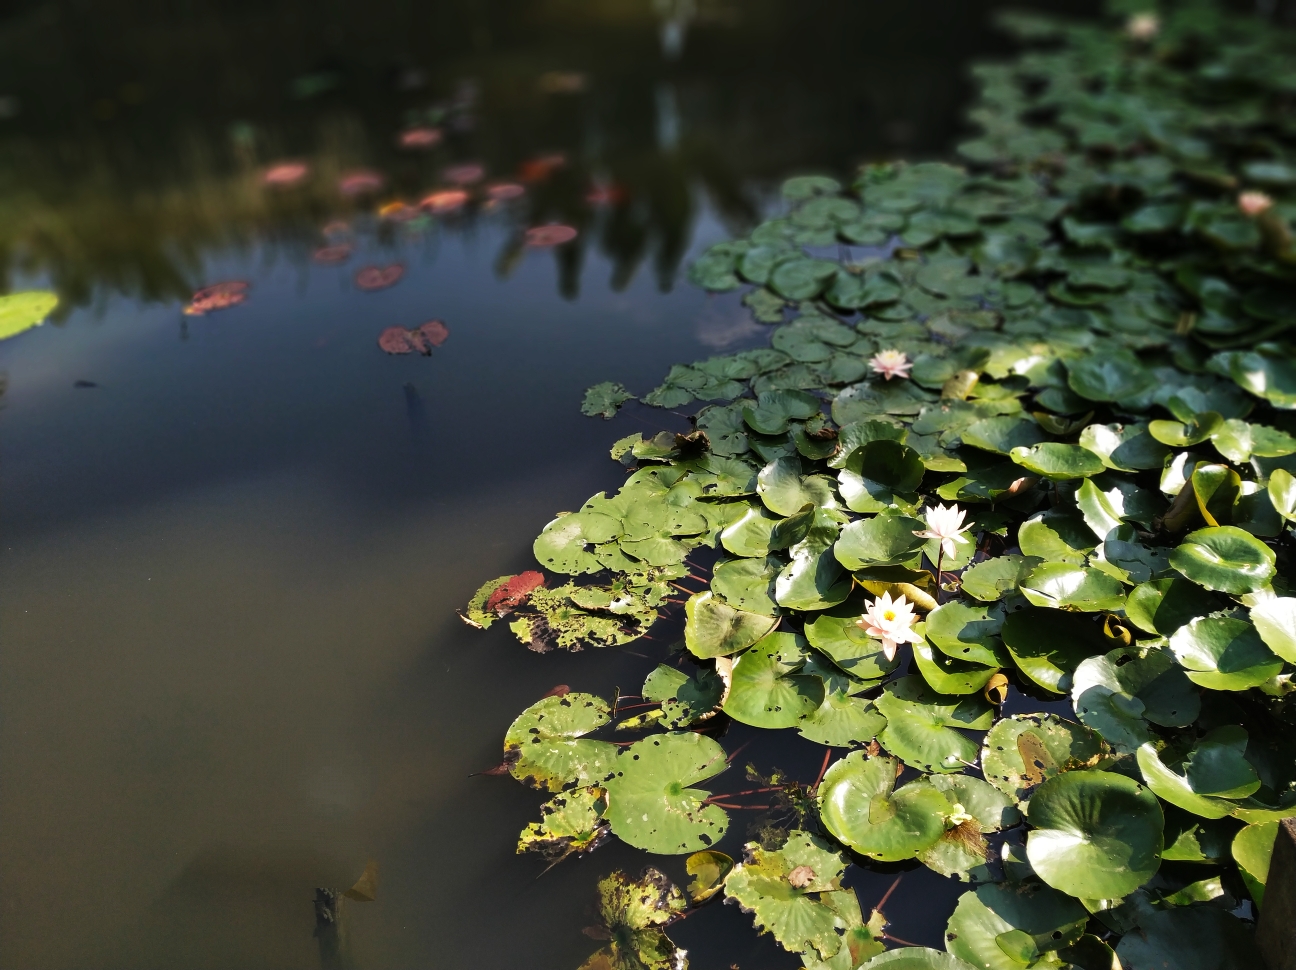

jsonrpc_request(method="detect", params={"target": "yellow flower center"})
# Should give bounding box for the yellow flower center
[883,610,896,621]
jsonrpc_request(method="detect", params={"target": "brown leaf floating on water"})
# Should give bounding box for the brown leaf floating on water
[355,264,405,290]
[184,280,250,315]
[343,860,378,902]
[378,320,451,355]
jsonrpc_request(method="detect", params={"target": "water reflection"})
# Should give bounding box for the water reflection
[0,0,1091,312]
[0,1,1098,968]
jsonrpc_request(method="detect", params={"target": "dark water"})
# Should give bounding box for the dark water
[0,2,1094,967]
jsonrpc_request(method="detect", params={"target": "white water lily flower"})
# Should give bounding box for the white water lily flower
[869,348,912,381]
[857,591,923,661]
[914,503,974,559]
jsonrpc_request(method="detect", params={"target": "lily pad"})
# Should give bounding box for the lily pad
[517,786,610,860]
[604,732,730,854]
[1071,647,1200,753]
[1168,614,1283,690]
[712,556,782,615]
[758,457,839,516]
[944,884,1087,970]
[1009,443,1106,481]
[722,632,825,728]
[960,555,1041,602]
[924,602,1007,667]
[535,511,624,574]
[685,849,734,904]
[580,868,688,970]
[1232,821,1278,907]
[504,692,619,792]
[1250,596,1296,665]
[798,691,887,747]
[1018,562,1127,612]
[817,751,949,861]
[1124,576,1222,636]
[0,291,58,341]
[1067,349,1155,402]
[804,601,902,681]
[1025,770,1163,899]
[858,950,978,970]
[582,382,635,419]
[684,591,779,659]
[981,714,1103,802]
[834,512,927,570]
[1002,606,1114,694]
[1078,422,1172,472]
[1114,906,1261,970]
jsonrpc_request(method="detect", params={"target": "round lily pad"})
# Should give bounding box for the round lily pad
[722,632,825,728]
[1114,906,1261,970]
[604,731,730,854]
[1025,770,1163,899]
[712,556,782,615]
[817,751,949,861]
[534,510,623,574]
[912,640,999,696]
[757,456,838,516]
[981,714,1102,802]
[1168,614,1283,690]
[944,884,1087,970]
[684,591,779,659]
[1168,526,1276,595]
[1009,443,1106,480]
[1078,421,1172,472]
[1071,647,1199,753]
[797,691,887,747]
[834,512,927,570]
[504,692,619,792]
[1001,607,1112,694]
[1018,562,1127,612]
[1067,350,1155,402]
[924,602,1007,667]
[1124,576,1223,636]
[1136,742,1236,820]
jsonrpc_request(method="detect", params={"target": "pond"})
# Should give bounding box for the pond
[0,2,1104,967]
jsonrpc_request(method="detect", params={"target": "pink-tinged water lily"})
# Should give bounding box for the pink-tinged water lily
[857,591,923,661]
[1126,13,1159,39]
[869,349,911,381]
[1239,191,1274,217]
[914,503,973,559]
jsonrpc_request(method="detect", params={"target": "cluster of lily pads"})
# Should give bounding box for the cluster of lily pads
[466,4,1296,969]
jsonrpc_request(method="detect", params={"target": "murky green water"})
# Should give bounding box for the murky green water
[0,2,1091,967]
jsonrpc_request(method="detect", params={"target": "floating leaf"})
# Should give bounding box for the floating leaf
[1071,646,1199,753]
[1078,422,1172,472]
[804,600,902,682]
[960,555,1041,602]
[503,692,618,792]
[857,950,978,970]
[712,556,782,615]
[0,291,57,340]
[757,456,838,516]
[1009,443,1106,481]
[1168,614,1283,690]
[526,225,578,246]
[377,320,450,354]
[354,264,404,290]
[604,732,729,854]
[1232,821,1278,907]
[1018,562,1127,612]
[580,868,688,970]
[685,850,733,904]
[722,632,824,728]
[798,691,887,747]
[517,786,610,861]
[1250,596,1296,664]
[817,751,949,861]
[834,512,927,570]
[1025,770,1163,899]
[944,884,1087,970]
[683,591,778,659]
[582,382,635,419]
[1113,906,1261,970]
[981,714,1102,802]
[1001,606,1113,693]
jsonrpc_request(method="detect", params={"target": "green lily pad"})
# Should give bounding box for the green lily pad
[603,732,729,854]
[912,640,999,696]
[1250,596,1296,664]
[582,382,635,419]
[1136,742,1238,820]
[1232,821,1278,907]
[1269,468,1296,521]
[962,416,1046,455]
[982,713,1103,802]
[1025,770,1163,899]
[627,664,724,730]
[817,751,950,861]
[798,690,887,747]
[771,258,839,300]
[1168,614,1283,690]
[1009,443,1106,481]
[858,949,978,970]
[757,456,839,516]
[919,775,1021,879]
[713,556,782,615]
[684,591,779,659]
[1078,422,1172,472]
[1114,906,1261,970]
[0,291,57,341]
[534,510,624,574]
[504,692,618,792]
[944,883,1088,970]
[1001,606,1115,694]
[1018,562,1127,612]
[924,601,1007,667]
[834,512,927,570]
[722,632,825,728]
[1067,350,1155,402]
[1071,647,1200,753]
[744,390,823,435]
[838,439,924,513]
[776,508,853,610]
[1227,350,1296,410]
[720,503,781,558]
[960,555,1042,602]
[874,677,991,772]
[1124,576,1223,636]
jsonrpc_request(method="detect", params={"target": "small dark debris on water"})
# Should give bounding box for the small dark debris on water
[73,380,98,388]
[378,320,449,354]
